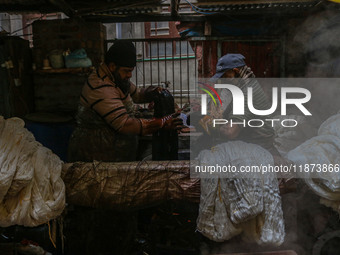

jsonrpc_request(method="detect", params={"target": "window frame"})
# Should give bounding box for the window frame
[144,22,195,58]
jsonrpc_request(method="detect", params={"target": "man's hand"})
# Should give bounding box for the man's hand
[219,123,241,139]
[139,112,184,135]
[162,112,184,131]
[199,116,214,135]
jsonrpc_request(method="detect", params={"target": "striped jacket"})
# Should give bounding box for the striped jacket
[68,63,150,162]
[80,63,147,133]
[207,66,277,154]
[226,66,276,152]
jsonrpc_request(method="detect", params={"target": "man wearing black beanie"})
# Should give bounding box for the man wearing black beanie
[68,40,183,162]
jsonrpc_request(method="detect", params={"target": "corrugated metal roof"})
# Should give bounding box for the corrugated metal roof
[0,0,163,15]
[196,0,320,12]
[196,0,317,3]
[0,0,331,21]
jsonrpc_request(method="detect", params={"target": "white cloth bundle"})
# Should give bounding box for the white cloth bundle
[272,115,317,157]
[0,116,65,227]
[287,113,340,213]
[196,141,285,245]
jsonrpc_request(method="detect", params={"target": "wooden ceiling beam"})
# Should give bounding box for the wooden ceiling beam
[171,0,180,18]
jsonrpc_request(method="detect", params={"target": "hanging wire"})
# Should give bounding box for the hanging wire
[0,26,8,32]
[10,23,32,35]
[183,0,219,15]
[10,14,45,35]
[9,33,33,37]
[183,0,217,11]
[183,0,248,21]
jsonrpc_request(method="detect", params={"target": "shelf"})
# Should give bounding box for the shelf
[35,67,94,74]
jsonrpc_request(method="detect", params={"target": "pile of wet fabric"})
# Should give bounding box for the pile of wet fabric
[0,116,65,227]
[272,114,318,157]
[196,141,285,245]
[287,113,340,215]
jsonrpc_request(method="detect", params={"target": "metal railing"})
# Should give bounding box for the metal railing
[105,37,284,107]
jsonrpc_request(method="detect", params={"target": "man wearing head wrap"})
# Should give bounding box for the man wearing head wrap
[68,40,183,162]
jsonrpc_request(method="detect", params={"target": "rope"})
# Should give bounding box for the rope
[47,221,57,249]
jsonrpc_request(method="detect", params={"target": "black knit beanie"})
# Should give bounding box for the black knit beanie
[105,40,136,67]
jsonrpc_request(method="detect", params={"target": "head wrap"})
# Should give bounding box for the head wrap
[105,40,136,67]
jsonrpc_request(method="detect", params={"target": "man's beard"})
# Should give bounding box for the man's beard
[113,70,130,94]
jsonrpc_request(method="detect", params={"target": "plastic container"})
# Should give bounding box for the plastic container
[24,113,74,162]
[48,50,64,69]
[65,48,92,68]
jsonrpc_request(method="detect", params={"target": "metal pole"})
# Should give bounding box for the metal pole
[172,40,175,100]
[194,41,197,92]
[180,40,183,106]
[202,41,204,78]
[142,41,145,88]
[150,42,153,86]
[135,41,138,86]
[164,41,167,88]
[157,40,160,85]
[187,41,190,104]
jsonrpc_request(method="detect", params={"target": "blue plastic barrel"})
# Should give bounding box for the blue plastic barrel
[24,113,74,162]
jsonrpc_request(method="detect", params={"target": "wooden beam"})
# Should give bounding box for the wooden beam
[171,0,180,18]
[83,13,206,23]
[204,21,211,36]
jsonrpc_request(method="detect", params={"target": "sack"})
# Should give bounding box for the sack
[0,116,65,227]
[196,141,285,245]
[65,49,92,68]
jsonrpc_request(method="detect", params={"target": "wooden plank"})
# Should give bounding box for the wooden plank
[35,67,94,74]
